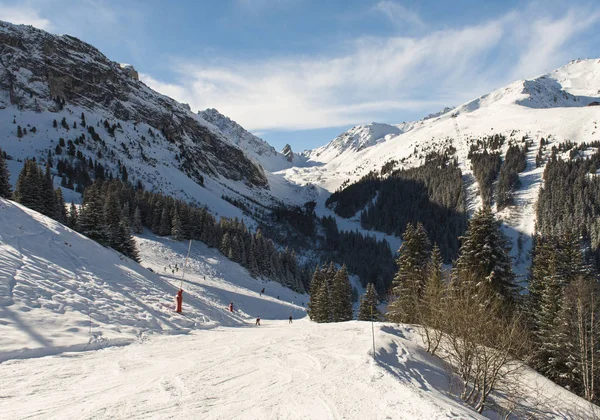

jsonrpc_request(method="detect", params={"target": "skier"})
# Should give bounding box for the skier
[229,302,234,312]
[289,315,293,324]
[260,287,265,296]
[255,316,261,326]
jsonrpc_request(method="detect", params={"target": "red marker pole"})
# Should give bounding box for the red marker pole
[175,289,183,313]
[174,239,193,314]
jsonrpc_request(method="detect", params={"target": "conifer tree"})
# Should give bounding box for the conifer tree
[132,206,143,234]
[54,188,67,223]
[104,191,123,249]
[453,206,516,303]
[14,160,43,212]
[67,201,78,229]
[117,218,140,262]
[422,244,444,320]
[308,265,327,322]
[357,283,380,321]
[42,164,57,218]
[330,265,354,322]
[78,184,106,243]
[171,206,183,240]
[387,222,431,323]
[0,148,11,199]
[311,280,331,323]
[159,207,171,236]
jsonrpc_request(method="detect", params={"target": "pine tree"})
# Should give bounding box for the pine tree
[0,148,11,198]
[171,206,183,240]
[422,244,444,322]
[308,265,328,322]
[67,201,78,229]
[357,283,380,321]
[42,164,57,218]
[453,206,516,303]
[159,207,171,236]
[14,161,43,212]
[132,206,143,234]
[117,218,140,262]
[387,222,431,323]
[330,265,354,322]
[78,184,106,243]
[104,192,122,249]
[311,280,331,323]
[54,188,67,223]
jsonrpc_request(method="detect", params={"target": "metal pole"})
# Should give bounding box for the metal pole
[180,239,192,289]
[371,305,375,359]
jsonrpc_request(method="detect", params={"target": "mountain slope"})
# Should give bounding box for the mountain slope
[284,59,600,276]
[198,107,295,172]
[0,20,273,223]
[0,198,304,362]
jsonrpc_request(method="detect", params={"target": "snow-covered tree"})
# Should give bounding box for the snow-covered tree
[452,206,516,304]
[387,222,431,323]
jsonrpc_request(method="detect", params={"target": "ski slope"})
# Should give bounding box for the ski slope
[1,198,598,419]
[0,198,305,362]
[1,319,597,419]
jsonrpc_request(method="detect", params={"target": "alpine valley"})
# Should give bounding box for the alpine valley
[2,19,600,419]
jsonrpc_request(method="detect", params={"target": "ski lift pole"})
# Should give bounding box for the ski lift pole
[180,239,192,289]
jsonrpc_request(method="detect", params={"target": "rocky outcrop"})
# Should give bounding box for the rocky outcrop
[281,144,294,162]
[0,21,267,188]
[120,64,139,81]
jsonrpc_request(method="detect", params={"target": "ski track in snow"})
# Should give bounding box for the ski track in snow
[1,199,599,419]
[0,321,483,420]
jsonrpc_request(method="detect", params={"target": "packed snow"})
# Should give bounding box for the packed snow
[1,199,598,419]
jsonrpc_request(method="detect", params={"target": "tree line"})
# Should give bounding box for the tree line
[359,152,467,263]
[496,142,528,210]
[0,150,309,292]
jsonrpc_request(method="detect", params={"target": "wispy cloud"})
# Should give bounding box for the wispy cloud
[510,8,600,79]
[373,0,424,28]
[142,4,600,132]
[0,4,51,29]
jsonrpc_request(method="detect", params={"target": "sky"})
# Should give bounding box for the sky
[1,0,600,151]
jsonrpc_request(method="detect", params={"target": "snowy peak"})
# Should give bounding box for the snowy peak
[305,122,402,163]
[456,58,600,114]
[422,106,453,121]
[198,108,277,156]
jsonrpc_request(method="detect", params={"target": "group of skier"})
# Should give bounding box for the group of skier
[226,286,294,326]
[176,285,294,326]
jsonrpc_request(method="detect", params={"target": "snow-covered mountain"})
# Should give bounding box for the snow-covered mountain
[198,107,294,172]
[0,20,281,223]
[303,122,403,163]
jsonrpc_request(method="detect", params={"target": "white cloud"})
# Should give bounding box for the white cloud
[0,4,51,29]
[141,17,509,131]
[510,9,600,79]
[373,0,424,28]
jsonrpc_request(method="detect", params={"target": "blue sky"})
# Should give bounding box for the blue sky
[2,0,600,151]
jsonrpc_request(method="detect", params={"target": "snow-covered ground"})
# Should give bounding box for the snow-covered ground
[1,199,598,419]
[0,198,305,362]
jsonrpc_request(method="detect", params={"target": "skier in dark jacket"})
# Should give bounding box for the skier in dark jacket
[255,316,261,326]
[289,315,293,324]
